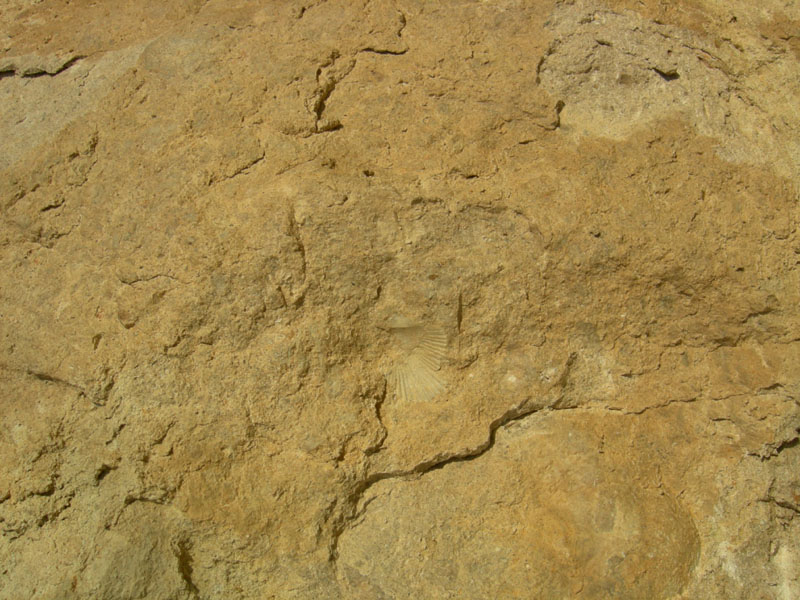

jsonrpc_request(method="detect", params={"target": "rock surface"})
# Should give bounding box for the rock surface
[1,0,799,598]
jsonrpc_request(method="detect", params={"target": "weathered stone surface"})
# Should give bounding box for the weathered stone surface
[1,0,798,598]
[339,412,702,599]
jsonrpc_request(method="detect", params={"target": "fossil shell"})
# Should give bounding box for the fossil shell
[388,320,447,403]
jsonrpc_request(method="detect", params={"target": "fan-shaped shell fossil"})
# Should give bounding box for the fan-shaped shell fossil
[386,317,447,403]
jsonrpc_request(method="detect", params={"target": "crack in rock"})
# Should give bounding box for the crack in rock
[327,353,577,562]
[0,53,83,78]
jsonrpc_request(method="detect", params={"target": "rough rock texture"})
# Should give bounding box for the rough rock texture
[1,0,799,598]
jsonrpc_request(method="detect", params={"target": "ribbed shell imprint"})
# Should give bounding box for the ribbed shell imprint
[388,320,447,403]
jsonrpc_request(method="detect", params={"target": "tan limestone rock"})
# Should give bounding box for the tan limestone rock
[1,0,798,598]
